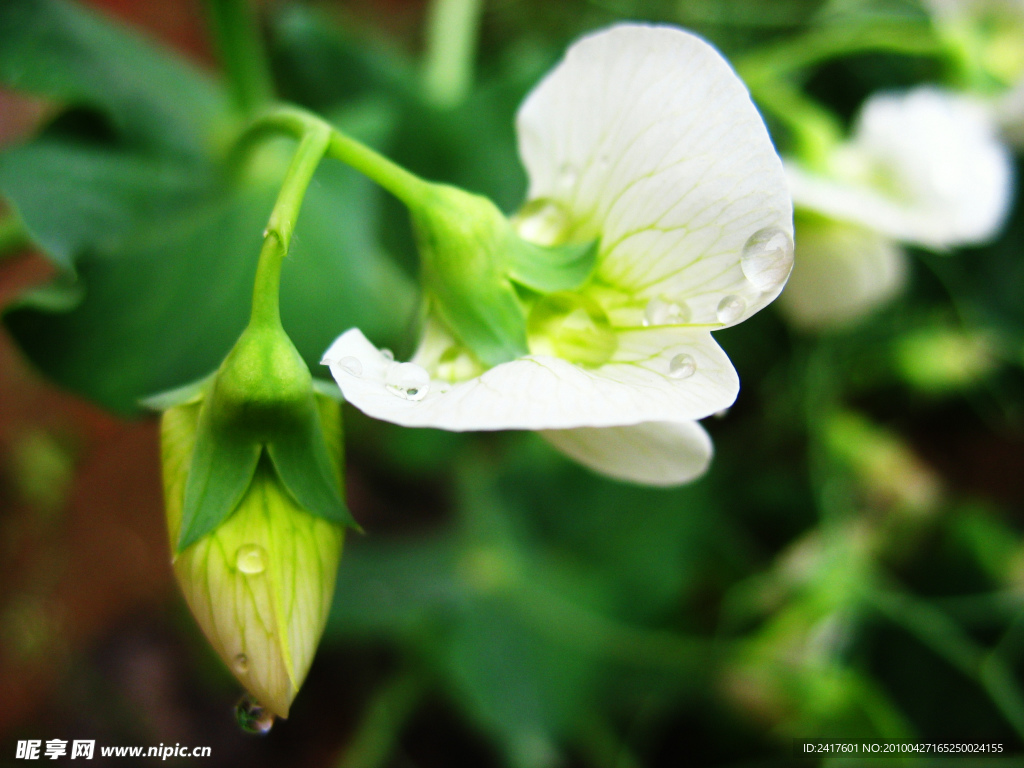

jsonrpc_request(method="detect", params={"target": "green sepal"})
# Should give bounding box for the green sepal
[266,397,359,531]
[177,410,262,552]
[507,239,599,294]
[413,184,529,368]
[139,372,215,411]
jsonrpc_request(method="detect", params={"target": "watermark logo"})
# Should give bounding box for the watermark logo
[16,740,209,760]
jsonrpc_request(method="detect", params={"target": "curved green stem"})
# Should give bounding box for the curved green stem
[736,20,944,86]
[243,106,432,209]
[249,123,330,328]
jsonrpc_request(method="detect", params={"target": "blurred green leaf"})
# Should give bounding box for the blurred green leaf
[0,0,225,158]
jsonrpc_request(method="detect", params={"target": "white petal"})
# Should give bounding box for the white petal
[323,327,738,431]
[541,420,713,486]
[787,87,1013,249]
[516,24,793,328]
[778,218,907,330]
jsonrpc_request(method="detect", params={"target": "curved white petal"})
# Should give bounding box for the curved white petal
[787,87,1013,249]
[778,218,907,330]
[323,327,738,432]
[516,24,793,328]
[541,420,713,486]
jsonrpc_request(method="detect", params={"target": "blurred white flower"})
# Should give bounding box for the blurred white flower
[781,87,1013,329]
[324,24,793,485]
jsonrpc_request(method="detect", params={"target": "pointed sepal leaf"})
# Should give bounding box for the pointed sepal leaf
[139,371,215,411]
[177,407,262,552]
[266,394,358,530]
[507,239,598,293]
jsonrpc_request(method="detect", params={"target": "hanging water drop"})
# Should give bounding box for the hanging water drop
[716,295,746,324]
[385,362,430,401]
[643,297,690,326]
[235,544,267,575]
[235,694,274,735]
[668,353,697,380]
[233,654,249,674]
[741,227,794,292]
[337,356,363,377]
[380,348,395,362]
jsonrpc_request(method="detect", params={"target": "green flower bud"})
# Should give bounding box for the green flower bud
[155,326,352,719]
[411,183,598,369]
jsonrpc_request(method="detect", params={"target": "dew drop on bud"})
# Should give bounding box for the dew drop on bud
[337,356,363,377]
[668,353,696,380]
[235,544,267,575]
[233,654,249,674]
[716,295,746,324]
[741,227,794,292]
[380,348,395,361]
[643,297,690,327]
[235,694,274,735]
[385,362,430,401]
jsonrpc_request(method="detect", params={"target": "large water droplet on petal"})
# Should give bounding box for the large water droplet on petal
[741,227,794,292]
[233,654,249,674]
[716,295,746,324]
[337,356,363,377]
[380,348,395,362]
[643,297,690,327]
[385,362,430,401]
[668,353,697,380]
[235,694,274,735]
[513,198,571,247]
[235,544,267,575]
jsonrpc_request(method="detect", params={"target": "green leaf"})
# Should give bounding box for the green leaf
[507,238,599,294]
[267,397,358,529]
[0,0,225,158]
[0,139,212,272]
[178,410,262,552]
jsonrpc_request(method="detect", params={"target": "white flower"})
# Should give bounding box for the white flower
[323,24,793,485]
[781,87,1012,329]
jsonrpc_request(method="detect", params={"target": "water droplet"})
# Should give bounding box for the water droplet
[261,228,269,238]
[385,362,430,401]
[233,654,249,674]
[235,544,267,575]
[716,295,746,324]
[513,198,571,246]
[714,407,730,419]
[668,353,697,380]
[337,356,362,377]
[643,297,690,326]
[235,694,274,735]
[558,163,577,189]
[380,348,394,361]
[741,227,794,292]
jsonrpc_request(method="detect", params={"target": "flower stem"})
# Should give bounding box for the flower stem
[334,671,424,768]
[422,0,484,108]
[242,107,432,209]
[205,0,274,117]
[249,123,330,329]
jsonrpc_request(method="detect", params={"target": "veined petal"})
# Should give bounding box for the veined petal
[778,218,906,330]
[516,24,793,327]
[787,88,1013,249]
[541,420,713,486]
[323,327,738,431]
